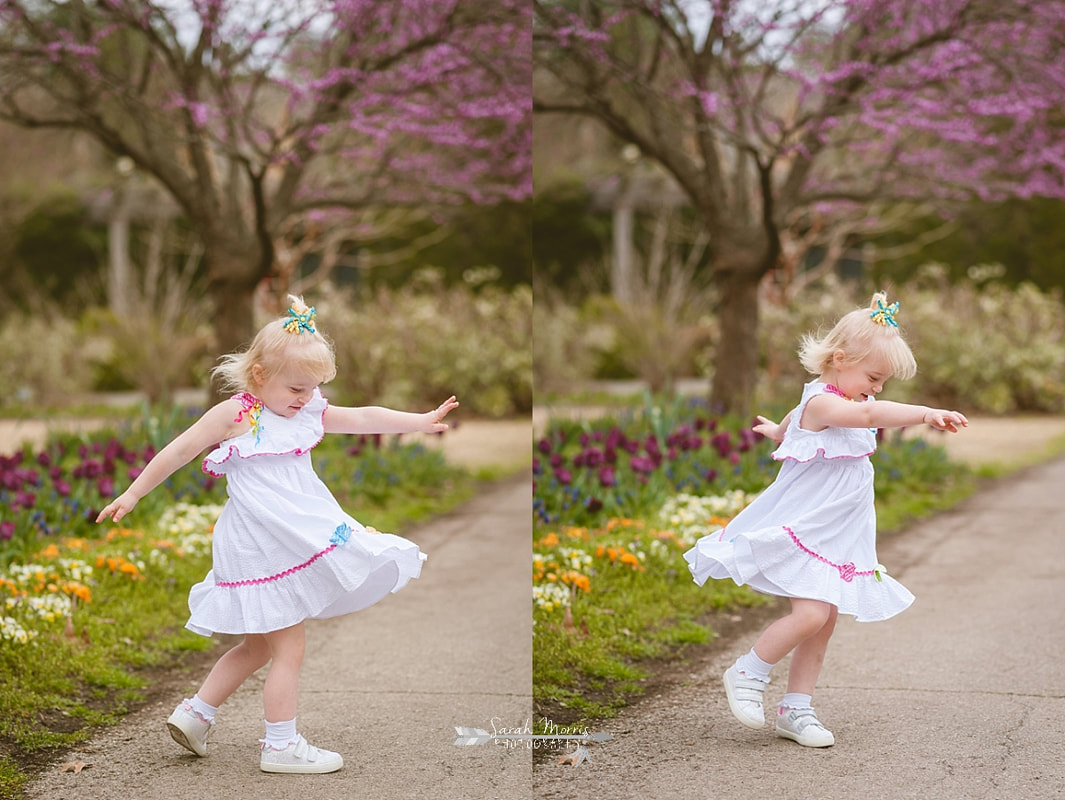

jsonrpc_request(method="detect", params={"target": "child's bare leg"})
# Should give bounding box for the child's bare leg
[196,634,272,707]
[262,622,305,723]
[751,598,835,665]
[786,604,838,696]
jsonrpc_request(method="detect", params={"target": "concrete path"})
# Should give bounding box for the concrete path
[27,474,533,800]
[534,458,1065,800]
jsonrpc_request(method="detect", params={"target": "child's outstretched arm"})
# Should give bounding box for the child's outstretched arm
[96,399,244,524]
[803,394,968,433]
[753,411,792,444]
[323,395,459,436]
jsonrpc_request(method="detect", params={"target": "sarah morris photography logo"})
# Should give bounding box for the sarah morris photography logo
[453,717,611,751]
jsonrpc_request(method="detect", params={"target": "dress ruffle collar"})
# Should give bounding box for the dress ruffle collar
[202,388,328,476]
[771,381,877,463]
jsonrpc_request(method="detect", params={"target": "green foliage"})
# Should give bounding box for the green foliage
[540,269,1065,414]
[0,309,99,409]
[532,180,610,295]
[325,271,531,418]
[902,268,1065,412]
[7,194,106,312]
[872,198,1065,293]
[760,270,1065,413]
[533,290,613,395]
[350,202,532,289]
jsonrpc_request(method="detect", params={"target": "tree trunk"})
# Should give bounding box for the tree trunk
[204,239,267,405]
[710,268,762,418]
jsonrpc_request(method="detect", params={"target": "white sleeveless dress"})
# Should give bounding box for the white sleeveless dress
[683,381,914,622]
[185,388,426,636]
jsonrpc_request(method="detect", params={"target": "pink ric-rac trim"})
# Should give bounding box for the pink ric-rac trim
[216,524,352,589]
[216,545,338,588]
[783,526,874,583]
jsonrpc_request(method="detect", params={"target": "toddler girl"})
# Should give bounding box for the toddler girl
[97,296,458,773]
[684,293,967,747]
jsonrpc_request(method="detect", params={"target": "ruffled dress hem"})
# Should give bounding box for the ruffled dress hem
[684,525,913,622]
[185,520,426,637]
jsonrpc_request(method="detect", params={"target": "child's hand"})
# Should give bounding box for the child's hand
[753,415,784,444]
[96,492,139,524]
[924,409,969,433]
[424,396,459,433]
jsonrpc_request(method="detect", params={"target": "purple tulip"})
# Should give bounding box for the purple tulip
[127,466,144,482]
[36,451,51,467]
[704,469,719,483]
[554,468,573,485]
[97,476,115,497]
[0,521,14,541]
[598,465,616,487]
[583,447,604,468]
[630,456,656,474]
[585,497,603,514]
[54,480,71,497]
[537,438,552,454]
[549,453,563,469]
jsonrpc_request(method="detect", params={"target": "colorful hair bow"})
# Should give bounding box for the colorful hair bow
[870,298,900,328]
[283,305,317,334]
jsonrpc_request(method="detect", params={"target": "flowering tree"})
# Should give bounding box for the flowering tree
[534,0,1065,413]
[0,0,530,388]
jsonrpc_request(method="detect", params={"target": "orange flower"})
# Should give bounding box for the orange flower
[38,544,60,560]
[560,571,591,593]
[539,532,560,548]
[118,562,140,577]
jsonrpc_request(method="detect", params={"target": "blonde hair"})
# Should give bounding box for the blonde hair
[211,295,337,394]
[798,292,917,380]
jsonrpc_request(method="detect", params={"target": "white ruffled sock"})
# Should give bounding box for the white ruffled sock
[735,648,775,682]
[264,718,298,750]
[186,694,218,724]
[780,693,813,711]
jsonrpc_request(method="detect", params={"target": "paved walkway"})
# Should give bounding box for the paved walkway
[534,457,1065,799]
[27,475,533,800]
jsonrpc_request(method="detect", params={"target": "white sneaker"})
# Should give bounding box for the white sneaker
[776,707,835,747]
[166,702,212,757]
[722,665,768,729]
[260,734,344,774]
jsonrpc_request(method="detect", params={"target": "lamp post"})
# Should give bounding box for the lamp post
[108,156,135,316]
